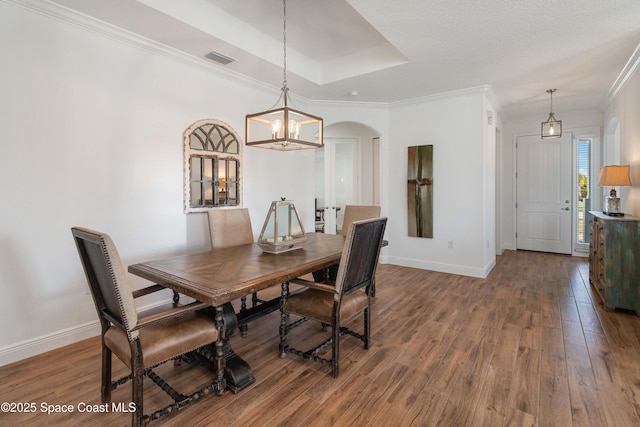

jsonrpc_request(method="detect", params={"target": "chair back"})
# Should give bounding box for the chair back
[334,217,387,298]
[207,208,254,249]
[341,205,381,236]
[71,227,138,337]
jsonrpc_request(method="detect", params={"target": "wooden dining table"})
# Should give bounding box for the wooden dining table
[128,232,346,392]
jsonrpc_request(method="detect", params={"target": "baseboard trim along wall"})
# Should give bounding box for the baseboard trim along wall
[0,297,181,367]
[387,256,493,279]
[0,321,101,367]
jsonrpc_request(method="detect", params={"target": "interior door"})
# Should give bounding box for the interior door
[516,133,572,254]
[315,137,358,234]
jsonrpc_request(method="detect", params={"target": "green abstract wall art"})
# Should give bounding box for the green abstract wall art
[407,145,433,238]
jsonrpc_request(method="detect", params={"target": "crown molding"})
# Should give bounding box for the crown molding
[310,98,390,110]
[604,40,640,107]
[390,85,492,108]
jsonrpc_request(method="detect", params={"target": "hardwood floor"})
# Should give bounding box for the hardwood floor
[2,250,640,426]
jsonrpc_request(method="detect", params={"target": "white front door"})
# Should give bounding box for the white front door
[516,133,572,254]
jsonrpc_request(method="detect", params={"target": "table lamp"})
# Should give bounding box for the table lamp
[598,165,631,216]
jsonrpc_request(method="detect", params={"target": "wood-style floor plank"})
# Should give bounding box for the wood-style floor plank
[2,250,640,426]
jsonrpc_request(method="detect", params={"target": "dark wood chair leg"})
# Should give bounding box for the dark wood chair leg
[279,281,290,358]
[101,343,112,404]
[331,317,340,378]
[132,340,144,427]
[364,307,370,349]
[279,316,288,359]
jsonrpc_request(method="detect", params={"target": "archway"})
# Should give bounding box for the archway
[315,121,381,233]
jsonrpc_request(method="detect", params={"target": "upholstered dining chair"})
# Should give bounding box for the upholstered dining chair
[340,205,381,236]
[207,208,258,336]
[342,205,382,294]
[71,227,224,427]
[207,208,254,249]
[281,217,387,378]
[312,205,381,288]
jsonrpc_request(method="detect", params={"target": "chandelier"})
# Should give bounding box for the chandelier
[541,89,562,139]
[245,0,323,150]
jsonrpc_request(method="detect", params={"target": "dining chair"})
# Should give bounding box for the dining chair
[71,227,225,427]
[207,208,254,249]
[314,198,325,233]
[340,205,381,237]
[280,217,387,377]
[312,205,381,288]
[207,208,259,336]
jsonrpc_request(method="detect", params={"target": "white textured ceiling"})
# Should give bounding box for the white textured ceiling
[49,0,640,119]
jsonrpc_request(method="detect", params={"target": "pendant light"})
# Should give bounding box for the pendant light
[245,0,323,150]
[541,89,562,139]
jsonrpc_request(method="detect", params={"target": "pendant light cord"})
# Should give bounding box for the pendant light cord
[282,0,287,89]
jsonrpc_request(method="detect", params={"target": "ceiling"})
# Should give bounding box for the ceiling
[50,0,640,120]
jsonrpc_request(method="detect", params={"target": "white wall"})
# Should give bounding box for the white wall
[483,96,499,266]
[603,61,640,216]
[0,1,316,364]
[385,88,496,278]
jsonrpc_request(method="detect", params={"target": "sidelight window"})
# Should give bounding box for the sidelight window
[576,137,592,245]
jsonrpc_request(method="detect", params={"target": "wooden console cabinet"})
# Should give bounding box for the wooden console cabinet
[588,211,640,315]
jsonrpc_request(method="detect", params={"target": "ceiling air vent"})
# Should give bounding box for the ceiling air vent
[205,51,235,65]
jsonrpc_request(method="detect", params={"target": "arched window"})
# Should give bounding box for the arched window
[183,119,242,213]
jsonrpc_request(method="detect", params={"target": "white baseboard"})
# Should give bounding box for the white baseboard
[484,257,497,277]
[0,297,180,367]
[500,242,515,253]
[0,321,101,367]
[387,256,493,278]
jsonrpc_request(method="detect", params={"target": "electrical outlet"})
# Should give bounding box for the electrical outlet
[448,240,453,249]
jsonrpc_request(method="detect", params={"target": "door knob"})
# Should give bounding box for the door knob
[561,207,570,211]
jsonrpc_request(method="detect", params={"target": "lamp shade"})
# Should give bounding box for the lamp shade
[598,165,631,186]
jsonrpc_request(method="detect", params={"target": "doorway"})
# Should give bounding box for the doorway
[315,123,380,234]
[516,133,572,254]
